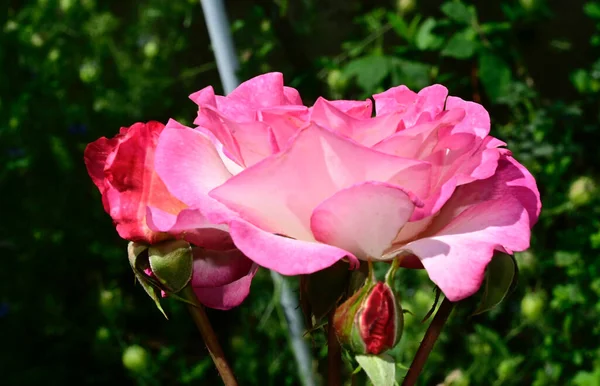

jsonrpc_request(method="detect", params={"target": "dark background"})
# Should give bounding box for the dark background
[2,0,600,384]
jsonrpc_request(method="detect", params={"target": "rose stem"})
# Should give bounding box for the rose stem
[402,297,455,386]
[181,285,238,386]
[327,310,342,386]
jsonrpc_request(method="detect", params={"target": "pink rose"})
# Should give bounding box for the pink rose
[155,73,541,302]
[84,121,257,309]
[190,72,308,168]
[84,121,185,244]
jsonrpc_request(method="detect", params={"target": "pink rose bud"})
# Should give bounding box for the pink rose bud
[333,262,404,355]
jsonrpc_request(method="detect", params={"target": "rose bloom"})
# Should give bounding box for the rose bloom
[154,72,540,302]
[84,121,257,309]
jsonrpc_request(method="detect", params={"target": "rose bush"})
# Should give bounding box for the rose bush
[153,73,540,302]
[84,121,257,309]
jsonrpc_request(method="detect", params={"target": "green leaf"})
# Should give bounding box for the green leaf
[441,31,477,59]
[480,22,511,33]
[473,254,518,315]
[127,242,168,318]
[356,353,396,386]
[571,69,590,93]
[387,12,409,40]
[344,55,391,93]
[441,1,474,24]
[479,51,512,101]
[49,135,74,171]
[390,58,431,90]
[148,240,193,293]
[415,18,441,50]
[584,2,600,19]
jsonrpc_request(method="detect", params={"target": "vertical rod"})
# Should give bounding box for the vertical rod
[271,271,316,386]
[199,0,240,94]
[199,2,315,385]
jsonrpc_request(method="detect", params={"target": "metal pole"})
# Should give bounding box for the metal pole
[199,2,315,385]
[199,0,240,94]
[270,271,315,386]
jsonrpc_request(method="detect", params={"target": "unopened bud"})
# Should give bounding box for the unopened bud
[333,261,404,355]
[148,239,193,293]
[127,240,193,318]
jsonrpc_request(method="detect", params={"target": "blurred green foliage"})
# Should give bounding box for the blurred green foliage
[2,0,600,385]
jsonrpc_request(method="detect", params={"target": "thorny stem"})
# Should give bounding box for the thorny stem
[327,310,342,386]
[402,297,455,386]
[181,285,238,386]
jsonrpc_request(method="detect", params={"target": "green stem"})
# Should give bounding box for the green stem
[180,286,238,386]
[327,310,342,386]
[402,297,455,386]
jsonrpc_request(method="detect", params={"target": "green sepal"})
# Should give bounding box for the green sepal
[167,290,202,308]
[127,242,168,319]
[333,277,374,353]
[355,353,396,386]
[384,256,402,286]
[473,253,518,315]
[148,239,193,293]
[421,287,442,323]
[335,260,396,354]
[382,258,405,349]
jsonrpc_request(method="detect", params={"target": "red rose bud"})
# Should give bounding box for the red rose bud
[333,261,404,355]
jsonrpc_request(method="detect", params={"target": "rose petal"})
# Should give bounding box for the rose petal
[310,98,401,147]
[400,197,529,301]
[87,121,186,243]
[189,85,218,111]
[454,136,505,185]
[209,123,431,241]
[410,176,458,222]
[309,97,358,139]
[373,85,416,116]
[311,182,420,260]
[226,72,290,110]
[146,207,233,250]
[426,155,541,232]
[384,155,541,301]
[373,109,466,159]
[191,73,304,167]
[227,218,358,275]
[192,107,245,166]
[258,105,309,149]
[192,248,258,310]
[84,136,121,194]
[373,109,467,220]
[192,74,293,123]
[325,99,373,119]
[284,86,303,105]
[445,96,490,139]
[194,124,245,175]
[194,269,257,310]
[219,118,279,167]
[373,84,448,127]
[192,248,254,288]
[154,120,233,207]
